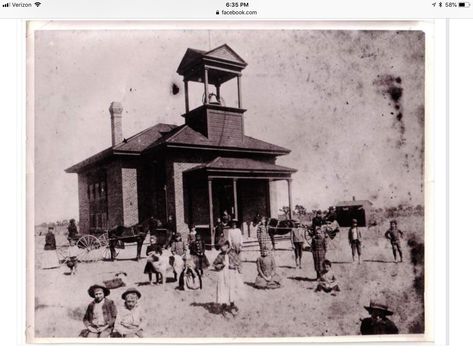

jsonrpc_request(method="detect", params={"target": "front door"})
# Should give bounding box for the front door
[212,179,235,221]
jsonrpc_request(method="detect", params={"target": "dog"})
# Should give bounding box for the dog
[151,249,184,286]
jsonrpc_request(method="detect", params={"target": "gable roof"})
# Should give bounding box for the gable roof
[177,44,247,76]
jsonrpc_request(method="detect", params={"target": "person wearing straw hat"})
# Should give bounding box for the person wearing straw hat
[113,288,144,338]
[80,284,117,338]
[360,299,399,335]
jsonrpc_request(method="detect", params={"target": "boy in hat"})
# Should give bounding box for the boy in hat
[360,299,399,335]
[348,219,362,263]
[80,284,117,337]
[113,288,144,337]
[385,220,404,262]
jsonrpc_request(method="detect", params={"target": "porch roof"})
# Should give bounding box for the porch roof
[184,157,296,179]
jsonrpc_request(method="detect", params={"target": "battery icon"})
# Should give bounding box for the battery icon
[459,2,471,7]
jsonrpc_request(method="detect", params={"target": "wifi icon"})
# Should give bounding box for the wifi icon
[34,1,41,6]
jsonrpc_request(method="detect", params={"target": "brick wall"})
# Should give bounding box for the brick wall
[173,162,201,236]
[107,161,123,228]
[77,174,89,233]
[122,168,139,226]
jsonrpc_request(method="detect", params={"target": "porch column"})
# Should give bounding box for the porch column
[184,80,189,113]
[287,179,293,220]
[233,178,238,220]
[237,74,242,108]
[204,67,209,104]
[208,178,215,249]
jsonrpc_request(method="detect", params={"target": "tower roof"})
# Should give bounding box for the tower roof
[177,44,247,84]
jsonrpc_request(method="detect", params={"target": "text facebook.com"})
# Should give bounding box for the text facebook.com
[216,10,258,15]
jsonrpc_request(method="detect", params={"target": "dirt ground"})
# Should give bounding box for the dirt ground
[33,215,424,338]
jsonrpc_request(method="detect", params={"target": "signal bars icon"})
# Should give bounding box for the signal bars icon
[2,2,10,7]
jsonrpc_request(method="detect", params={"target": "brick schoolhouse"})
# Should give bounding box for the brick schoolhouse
[65,44,296,246]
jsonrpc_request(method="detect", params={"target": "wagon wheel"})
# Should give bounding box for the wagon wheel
[76,234,103,262]
[98,232,120,260]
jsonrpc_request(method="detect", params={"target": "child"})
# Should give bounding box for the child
[80,284,117,338]
[213,240,244,318]
[254,248,282,289]
[64,239,80,275]
[113,288,144,338]
[384,220,404,262]
[315,260,340,295]
[190,232,209,278]
[170,233,186,257]
[143,235,162,284]
[311,227,327,279]
[290,224,305,269]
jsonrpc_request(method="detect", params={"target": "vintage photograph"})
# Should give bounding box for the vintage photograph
[29,23,427,341]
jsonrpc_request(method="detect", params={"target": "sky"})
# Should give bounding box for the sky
[33,28,425,224]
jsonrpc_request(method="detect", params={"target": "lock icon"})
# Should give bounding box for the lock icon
[216,10,220,15]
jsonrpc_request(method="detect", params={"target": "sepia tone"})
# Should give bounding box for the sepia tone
[31,26,426,340]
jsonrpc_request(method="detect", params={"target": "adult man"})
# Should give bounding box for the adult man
[67,219,78,245]
[385,220,404,262]
[360,299,399,335]
[348,218,362,263]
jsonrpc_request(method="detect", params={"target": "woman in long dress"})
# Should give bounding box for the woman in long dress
[42,226,60,269]
[213,241,245,318]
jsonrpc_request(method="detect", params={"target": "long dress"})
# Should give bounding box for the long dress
[254,255,282,289]
[214,250,245,304]
[228,227,243,254]
[311,236,327,277]
[143,244,161,274]
[41,232,60,269]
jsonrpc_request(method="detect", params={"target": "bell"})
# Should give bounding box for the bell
[208,93,221,105]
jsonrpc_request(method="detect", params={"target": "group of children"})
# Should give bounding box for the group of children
[80,284,143,338]
[144,225,209,289]
[69,216,403,332]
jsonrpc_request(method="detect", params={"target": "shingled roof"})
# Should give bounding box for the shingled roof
[65,122,291,173]
[65,122,177,173]
[186,157,297,174]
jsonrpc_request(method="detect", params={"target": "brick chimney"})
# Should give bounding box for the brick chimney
[109,102,123,146]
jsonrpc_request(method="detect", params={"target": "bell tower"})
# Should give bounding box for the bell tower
[177,44,247,143]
